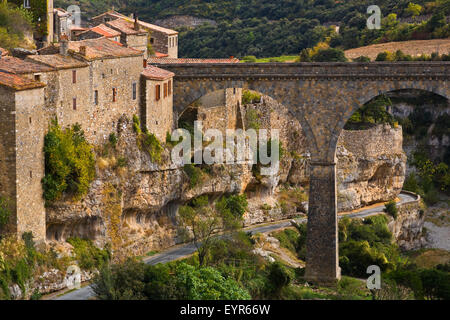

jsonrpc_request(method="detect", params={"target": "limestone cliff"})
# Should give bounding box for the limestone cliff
[46,97,408,257]
[337,125,407,212]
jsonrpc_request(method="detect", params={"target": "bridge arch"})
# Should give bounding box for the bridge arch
[154,62,450,284]
[327,84,450,164]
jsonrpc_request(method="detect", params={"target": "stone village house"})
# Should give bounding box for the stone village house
[0,36,175,242]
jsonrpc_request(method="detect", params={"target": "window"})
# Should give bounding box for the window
[94,90,98,105]
[23,0,30,9]
[29,117,32,124]
[34,74,41,82]
[30,171,32,179]
[150,38,154,44]
[132,83,137,100]
[155,85,161,101]
[112,88,117,102]
[164,83,168,98]
[73,98,77,110]
[72,70,77,84]
[168,80,172,96]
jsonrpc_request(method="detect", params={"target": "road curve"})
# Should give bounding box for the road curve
[54,192,418,300]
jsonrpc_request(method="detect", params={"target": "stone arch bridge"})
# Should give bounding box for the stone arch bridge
[153,62,450,283]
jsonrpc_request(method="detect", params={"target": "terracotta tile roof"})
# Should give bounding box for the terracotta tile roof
[70,27,88,31]
[0,71,45,91]
[93,10,177,35]
[134,19,178,35]
[0,56,54,74]
[0,47,8,57]
[80,24,121,38]
[39,38,142,61]
[148,57,241,64]
[154,52,169,58]
[106,19,147,36]
[26,54,88,70]
[142,65,175,80]
[91,10,128,21]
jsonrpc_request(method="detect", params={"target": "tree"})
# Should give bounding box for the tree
[177,195,246,266]
[311,48,347,62]
[405,3,423,17]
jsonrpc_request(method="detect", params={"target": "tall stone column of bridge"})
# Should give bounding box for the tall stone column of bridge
[154,61,450,284]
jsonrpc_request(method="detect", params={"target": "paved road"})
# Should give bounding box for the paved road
[54,192,417,300]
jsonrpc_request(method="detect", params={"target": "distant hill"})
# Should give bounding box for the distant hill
[55,0,450,58]
[345,38,450,61]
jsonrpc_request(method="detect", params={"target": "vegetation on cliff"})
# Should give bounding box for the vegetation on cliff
[42,120,96,205]
[0,1,34,50]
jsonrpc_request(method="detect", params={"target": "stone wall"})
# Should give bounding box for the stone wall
[14,88,46,242]
[142,77,174,142]
[0,86,17,236]
[0,85,46,242]
[337,124,407,212]
[123,34,148,58]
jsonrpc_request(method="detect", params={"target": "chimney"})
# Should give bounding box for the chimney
[134,13,140,31]
[79,46,87,56]
[60,34,69,55]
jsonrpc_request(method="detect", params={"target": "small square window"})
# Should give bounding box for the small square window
[34,74,41,82]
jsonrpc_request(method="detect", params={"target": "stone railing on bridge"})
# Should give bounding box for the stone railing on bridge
[152,62,450,81]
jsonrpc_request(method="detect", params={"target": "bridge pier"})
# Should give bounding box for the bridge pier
[305,162,341,284]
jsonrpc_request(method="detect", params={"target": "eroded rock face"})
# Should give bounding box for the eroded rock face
[388,200,427,251]
[337,125,407,212]
[46,99,407,256]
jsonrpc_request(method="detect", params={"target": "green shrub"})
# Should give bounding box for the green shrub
[142,130,163,164]
[352,56,371,62]
[273,229,299,254]
[132,115,163,163]
[66,238,110,271]
[267,262,292,297]
[42,120,96,204]
[384,201,398,220]
[311,48,348,62]
[0,196,11,228]
[108,133,118,148]
[183,164,203,188]
[242,90,261,105]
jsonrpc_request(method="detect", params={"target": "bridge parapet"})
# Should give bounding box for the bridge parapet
[152,62,450,80]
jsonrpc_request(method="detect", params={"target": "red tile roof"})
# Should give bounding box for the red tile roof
[0,71,45,91]
[148,57,240,64]
[93,10,177,35]
[106,19,147,36]
[154,52,169,58]
[0,56,54,74]
[69,38,142,60]
[26,54,88,70]
[142,65,175,81]
[0,47,8,57]
[81,24,121,38]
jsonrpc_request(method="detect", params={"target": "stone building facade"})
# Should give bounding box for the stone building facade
[0,72,46,242]
[0,36,175,242]
[91,10,178,58]
[141,66,175,141]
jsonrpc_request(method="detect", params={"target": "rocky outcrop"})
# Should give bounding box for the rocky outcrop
[46,97,408,257]
[337,125,407,212]
[388,196,426,251]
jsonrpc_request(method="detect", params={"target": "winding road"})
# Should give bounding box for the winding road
[53,192,417,300]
